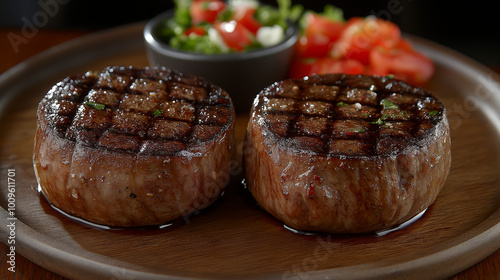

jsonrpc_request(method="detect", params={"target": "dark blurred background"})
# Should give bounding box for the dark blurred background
[1,0,498,66]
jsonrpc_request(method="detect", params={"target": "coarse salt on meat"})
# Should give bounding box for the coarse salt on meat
[244,74,451,234]
[33,66,235,227]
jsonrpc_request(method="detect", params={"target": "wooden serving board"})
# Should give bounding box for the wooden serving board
[1,23,500,280]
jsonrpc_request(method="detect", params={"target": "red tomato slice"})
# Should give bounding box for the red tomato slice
[332,17,401,64]
[184,26,206,36]
[294,13,345,59]
[304,13,345,42]
[317,58,365,75]
[233,7,261,35]
[369,46,434,86]
[288,58,318,79]
[288,58,364,79]
[190,0,226,25]
[213,21,254,51]
[395,38,414,51]
[294,33,332,58]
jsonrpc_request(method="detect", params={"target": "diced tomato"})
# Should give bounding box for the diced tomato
[288,57,364,79]
[233,7,261,35]
[332,17,401,64]
[190,0,226,25]
[213,21,254,51]
[369,46,434,86]
[184,26,206,36]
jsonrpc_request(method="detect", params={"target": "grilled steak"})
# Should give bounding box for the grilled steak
[33,66,235,227]
[244,74,451,233]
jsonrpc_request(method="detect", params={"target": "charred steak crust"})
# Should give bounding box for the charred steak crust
[34,66,235,227]
[244,74,451,233]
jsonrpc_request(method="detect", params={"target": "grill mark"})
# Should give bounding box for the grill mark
[370,84,385,156]
[257,74,445,157]
[60,75,99,198]
[42,66,233,156]
[48,74,99,137]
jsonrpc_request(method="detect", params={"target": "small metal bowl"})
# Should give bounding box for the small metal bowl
[144,9,299,112]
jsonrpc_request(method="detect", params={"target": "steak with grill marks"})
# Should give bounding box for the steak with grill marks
[244,74,451,233]
[33,66,235,227]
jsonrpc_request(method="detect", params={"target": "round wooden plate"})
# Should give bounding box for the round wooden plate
[1,22,500,280]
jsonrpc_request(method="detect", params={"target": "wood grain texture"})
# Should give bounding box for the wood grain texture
[1,28,500,279]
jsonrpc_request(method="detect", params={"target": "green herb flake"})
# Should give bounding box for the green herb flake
[217,8,233,22]
[85,101,105,110]
[353,128,366,133]
[429,110,439,116]
[371,118,384,125]
[380,114,389,120]
[337,101,349,107]
[381,99,399,109]
[386,74,395,79]
[153,109,163,116]
[243,39,264,51]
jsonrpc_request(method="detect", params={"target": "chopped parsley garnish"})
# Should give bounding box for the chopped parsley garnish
[381,99,399,109]
[386,74,395,79]
[85,101,105,110]
[217,8,233,22]
[371,118,384,125]
[153,109,163,116]
[429,110,439,116]
[337,101,349,107]
[353,128,366,133]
